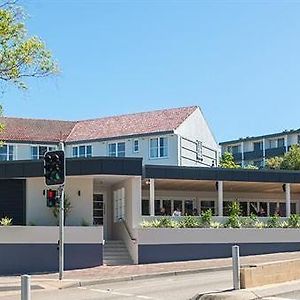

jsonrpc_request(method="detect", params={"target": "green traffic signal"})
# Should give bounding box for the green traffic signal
[44,150,65,186]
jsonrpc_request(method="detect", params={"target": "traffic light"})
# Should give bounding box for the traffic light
[44,150,65,186]
[46,189,59,207]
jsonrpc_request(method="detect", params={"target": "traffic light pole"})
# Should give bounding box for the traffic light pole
[58,142,65,281]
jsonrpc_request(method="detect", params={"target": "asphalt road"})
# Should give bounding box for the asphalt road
[0,270,233,300]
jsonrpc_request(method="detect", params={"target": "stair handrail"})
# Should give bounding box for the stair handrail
[118,217,137,243]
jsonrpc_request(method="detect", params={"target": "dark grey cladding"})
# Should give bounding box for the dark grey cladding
[144,165,300,183]
[0,156,143,179]
[138,243,300,264]
[0,243,102,275]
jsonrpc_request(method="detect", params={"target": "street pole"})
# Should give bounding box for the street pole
[21,275,31,300]
[232,245,240,290]
[59,142,65,281]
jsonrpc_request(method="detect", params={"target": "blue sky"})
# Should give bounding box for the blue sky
[2,0,300,142]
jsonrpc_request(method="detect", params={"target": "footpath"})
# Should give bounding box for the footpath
[0,251,300,292]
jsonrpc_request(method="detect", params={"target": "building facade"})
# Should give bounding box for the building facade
[220,129,300,168]
[0,106,219,168]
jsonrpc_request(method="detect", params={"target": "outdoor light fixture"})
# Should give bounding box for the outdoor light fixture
[215,181,218,191]
[145,179,150,185]
[282,184,286,192]
[78,190,81,196]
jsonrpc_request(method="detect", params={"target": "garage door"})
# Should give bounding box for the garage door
[0,179,25,225]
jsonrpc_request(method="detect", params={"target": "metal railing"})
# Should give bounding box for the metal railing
[118,218,137,242]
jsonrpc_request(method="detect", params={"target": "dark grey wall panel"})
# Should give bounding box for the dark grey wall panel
[144,165,300,183]
[0,243,102,275]
[138,243,300,264]
[0,157,143,179]
[0,180,25,225]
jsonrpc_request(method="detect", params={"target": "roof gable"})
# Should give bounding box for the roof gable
[0,106,198,143]
[66,106,197,142]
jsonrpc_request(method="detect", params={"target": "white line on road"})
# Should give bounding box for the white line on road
[79,286,155,299]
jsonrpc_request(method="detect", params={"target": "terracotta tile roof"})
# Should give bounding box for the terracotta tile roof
[66,106,198,142]
[0,106,198,143]
[0,117,76,143]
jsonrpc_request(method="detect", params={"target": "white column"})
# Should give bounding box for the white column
[286,183,291,217]
[149,179,155,216]
[262,138,266,167]
[218,180,223,216]
[131,177,142,228]
[285,135,288,153]
[241,142,244,167]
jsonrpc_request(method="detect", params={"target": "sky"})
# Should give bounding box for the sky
[2,0,300,142]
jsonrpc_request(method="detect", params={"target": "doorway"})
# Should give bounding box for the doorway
[93,193,108,239]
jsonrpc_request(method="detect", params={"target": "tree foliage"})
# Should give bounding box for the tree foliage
[280,145,300,170]
[265,156,284,170]
[219,152,240,169]
[0,1,58,90]
[266,145,300,170]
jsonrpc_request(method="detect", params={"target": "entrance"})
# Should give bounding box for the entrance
[93,193,107,239]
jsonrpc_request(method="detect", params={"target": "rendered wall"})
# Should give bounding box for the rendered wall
[0,226,103,275]
[137,228,300,264]
[26,177,93,226]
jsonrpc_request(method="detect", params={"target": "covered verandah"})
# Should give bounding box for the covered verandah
[141,165,300,219]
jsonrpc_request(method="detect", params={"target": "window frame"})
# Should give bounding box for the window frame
[72,144,93,158]
[31,145,56,160]
[108,141,126,157]
[133,139,139,153]
[149,136,168,159]
[0,144,15,161]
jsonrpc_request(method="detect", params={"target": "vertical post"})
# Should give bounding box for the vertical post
[149,178,155,216]
[232,245,240,290]
[241,142,244,168]
[286,183,291,218]
[262,138,266,167]
[59,142,65,281]
[21,275,31,300]
[217,181,223,217]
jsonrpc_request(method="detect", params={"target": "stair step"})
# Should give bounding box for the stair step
[103,260,133,265]
[103,240,134,266]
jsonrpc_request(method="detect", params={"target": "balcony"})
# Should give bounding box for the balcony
[265,146,286,158]
[232,152,242,161]
[244,149,263,160]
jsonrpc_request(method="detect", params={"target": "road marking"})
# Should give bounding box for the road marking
[79,286,155,299]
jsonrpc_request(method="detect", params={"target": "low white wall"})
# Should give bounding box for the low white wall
[137,228,300,245]
[0,226,103,244]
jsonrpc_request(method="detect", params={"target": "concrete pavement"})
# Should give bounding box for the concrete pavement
[0,251,300,297]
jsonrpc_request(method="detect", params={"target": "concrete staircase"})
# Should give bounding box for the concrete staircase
[103,240,133,266]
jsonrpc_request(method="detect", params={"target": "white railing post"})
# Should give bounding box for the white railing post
[21,275,31,300]
[232,245,240,290]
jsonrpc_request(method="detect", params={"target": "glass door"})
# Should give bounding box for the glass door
[93,194,104,225]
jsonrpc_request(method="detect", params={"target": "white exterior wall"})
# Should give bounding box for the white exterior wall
[26,177,93,226]
[111,177,141,264]
[175,108,218,167]
[65,133,179,166]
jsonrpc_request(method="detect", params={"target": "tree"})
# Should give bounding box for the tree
[280,145,300,170]
[219,152,240,169]
[265,156,284,170]
[0,1,58,90]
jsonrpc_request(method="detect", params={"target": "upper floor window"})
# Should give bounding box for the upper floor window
[150,137,168,158]
[31,145,55,160]
[196,140,203,160]
[108,142,125,157]
[268,139,277,149]
[0,144,14,161]
[133,139,139,153]
[228,145,241,154]
[72,145,92,158]
[253,141,262,151]
[277,138,285,148]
